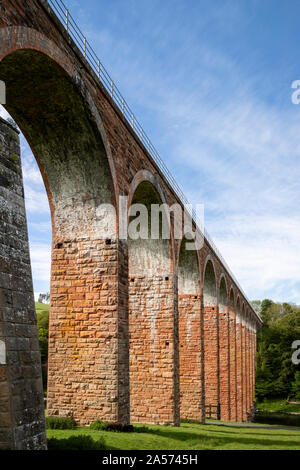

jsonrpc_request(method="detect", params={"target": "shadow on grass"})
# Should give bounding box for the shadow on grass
[129,424,300,450]
[202,423,300,439]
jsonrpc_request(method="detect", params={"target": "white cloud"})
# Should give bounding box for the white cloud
[29,242,51,283]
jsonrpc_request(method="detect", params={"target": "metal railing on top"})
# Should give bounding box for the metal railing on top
[46,0,255,315]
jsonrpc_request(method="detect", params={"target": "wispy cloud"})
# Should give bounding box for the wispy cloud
[2,2,300,303]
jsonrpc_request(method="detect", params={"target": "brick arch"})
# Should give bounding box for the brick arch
[0,26,119,220]
[0,27,127,429]
[177,237,201,294]
[229,286,235,309]
[236,295,241,321]
[127,169,175,274]
[203,256,217,307]
[218,275,230,420]
[128,176,179,425]
[177,236,202,421]
[203,256,219,410]
[218,274,228,313]
[128,169,167,207]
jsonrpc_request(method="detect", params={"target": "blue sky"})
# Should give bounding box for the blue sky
[2,0,300,303]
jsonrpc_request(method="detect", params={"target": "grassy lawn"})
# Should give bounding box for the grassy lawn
[257,398,300,413]
[47,421,300,450]
[35,301,50,313]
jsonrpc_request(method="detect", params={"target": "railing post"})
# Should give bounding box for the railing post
[131,113,134,129]
[122,98,125,115]
[97,59,101,79]
[83,37,86,57]
[111,80,114,99]
[65,9,69,32]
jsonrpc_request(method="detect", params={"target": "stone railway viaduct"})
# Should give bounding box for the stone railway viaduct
[0,0,262,449]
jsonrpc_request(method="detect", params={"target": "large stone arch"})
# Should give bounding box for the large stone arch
[218,274,230,420]
[0,27,130,446]
[203,257,219,410]
[177,236,203,421]
[127,176,179,425]
[0,27,119,210]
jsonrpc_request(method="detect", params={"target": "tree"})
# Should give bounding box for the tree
[38,292,50,304]
[255,299,300,401]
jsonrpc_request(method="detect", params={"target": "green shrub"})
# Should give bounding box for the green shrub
[89,420,109,430]
[47,435,106,450]
[89,420,134,432]
[46,416,76,430]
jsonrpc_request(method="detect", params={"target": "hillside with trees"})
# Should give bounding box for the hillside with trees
[252,299,300,402]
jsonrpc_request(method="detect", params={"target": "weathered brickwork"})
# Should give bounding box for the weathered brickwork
[129,276,179,425]
[236,318,243,422]
[0,0,263,448]
[0,117,46,449]
[203,306,219,408]
[229,302,237,421]
[219,306,230,421]
[47,238,129,425]
[178,294,202,421]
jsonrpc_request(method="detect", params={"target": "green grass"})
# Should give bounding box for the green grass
[47,421,300,450]
[257,398,300,413]
[35,301,50,313]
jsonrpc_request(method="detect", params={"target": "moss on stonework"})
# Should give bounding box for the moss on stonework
[10,153,19,162]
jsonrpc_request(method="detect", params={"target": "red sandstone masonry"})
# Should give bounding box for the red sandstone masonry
[178,295,202,421]
[229,308,237,421]
[219,307,230,421]
[47,238,128,425]
[242,324,247,421]
[236,321,243,421]
[246,326,250,415]
[203,306,219,409]
[129,276,179,425]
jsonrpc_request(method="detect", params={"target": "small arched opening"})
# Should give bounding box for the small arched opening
[203,259,219,410]
[128,179,178,425]
[218,276,229,420]
[178,236,202,421]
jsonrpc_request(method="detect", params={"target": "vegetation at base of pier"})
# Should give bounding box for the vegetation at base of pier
[46,416,77,430]
[90,420,135,432]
